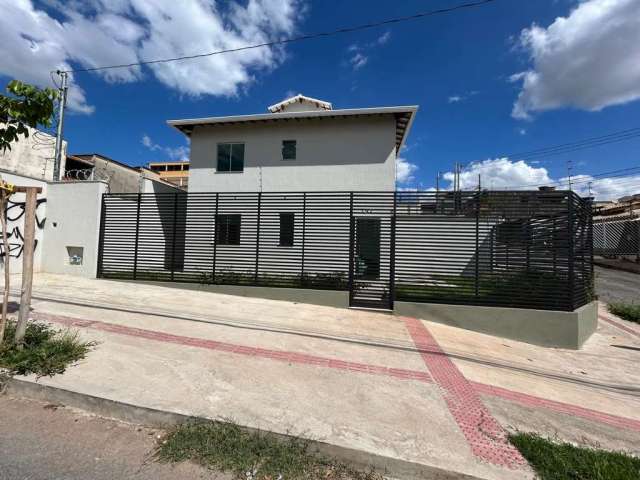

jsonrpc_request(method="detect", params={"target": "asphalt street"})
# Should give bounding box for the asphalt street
[594,266,640,304]
[0,395,226,480]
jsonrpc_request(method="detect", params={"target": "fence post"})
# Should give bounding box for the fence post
[96,193,107,278]
[348,192,354,305]
[133,192,141,280]
[637,220,640,262]
[301,192,306,285]
[567,193,575,311]
[170,192,178,281]
[211,193,219,283]
[475,192,480,298]
[389,191,397,310]
[255,192,262,284]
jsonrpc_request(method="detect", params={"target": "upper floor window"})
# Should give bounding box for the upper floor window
[282,140,296,160]
[217,143,244,172]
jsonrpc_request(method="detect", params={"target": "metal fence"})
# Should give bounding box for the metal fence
[593,218,640,257]
[97,190,593,312]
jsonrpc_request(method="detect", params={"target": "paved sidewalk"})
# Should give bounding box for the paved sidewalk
[5,274,640,479]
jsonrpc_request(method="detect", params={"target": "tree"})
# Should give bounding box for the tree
[0,80,58,152]
[0,80,58,344]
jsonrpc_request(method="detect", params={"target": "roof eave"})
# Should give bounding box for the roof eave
[168,106,418,145]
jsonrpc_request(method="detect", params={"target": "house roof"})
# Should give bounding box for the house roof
[268,94,332,113]
[168,105,418,152]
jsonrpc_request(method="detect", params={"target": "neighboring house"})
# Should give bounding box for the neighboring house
[148,161,189,189]
[66,153,178,193]
[592,193,640,259]
[594,193,640,220]
[0,124,67,181]
[168,94,417,192]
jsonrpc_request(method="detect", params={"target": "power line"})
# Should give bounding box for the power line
[512,132,640,162]
[503,166,640,190]
[505,127,640,161]
[56,0,498,74]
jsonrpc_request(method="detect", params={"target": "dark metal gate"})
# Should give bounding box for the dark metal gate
[347,193,395,310]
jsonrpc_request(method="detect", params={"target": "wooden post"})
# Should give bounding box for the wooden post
[0,190,10,344]
[14,186,41,347]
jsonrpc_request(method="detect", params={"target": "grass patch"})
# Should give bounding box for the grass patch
[0,320,95,377]
[395,270,572,309]
[155,420,382,480]
[608,302,640,324]
[510,432,640,480]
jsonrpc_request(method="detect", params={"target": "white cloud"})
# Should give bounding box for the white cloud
[511,0,640,119]
[350,52,368,70]
[518,128,527,136]
[377,31,391,45]
[346,31,390,71]
[142,134,189,161]
[396,157,418,184]
[447,91,478,104]
[0,0,303,113]
[442,158,552,190]
[438,157,639,200]
[558,174,640,201]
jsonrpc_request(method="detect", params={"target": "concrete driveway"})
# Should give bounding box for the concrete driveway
[5,273,640,480]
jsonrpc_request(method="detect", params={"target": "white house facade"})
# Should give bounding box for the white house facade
[168,95,417,192]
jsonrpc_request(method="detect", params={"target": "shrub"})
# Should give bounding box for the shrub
[0,320,95,377]
[608,302,640,324]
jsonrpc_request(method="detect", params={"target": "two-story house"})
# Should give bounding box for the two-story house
[168,94,417,192]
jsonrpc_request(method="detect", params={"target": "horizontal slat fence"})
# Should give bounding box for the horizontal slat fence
[97,190,593,312]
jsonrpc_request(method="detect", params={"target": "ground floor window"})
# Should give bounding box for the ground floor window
[215,214,241,245]
[279,213,294,246]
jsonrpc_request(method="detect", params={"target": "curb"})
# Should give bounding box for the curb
[2,377,481,480]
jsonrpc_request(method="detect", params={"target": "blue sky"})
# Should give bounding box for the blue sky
[2,0,639,199]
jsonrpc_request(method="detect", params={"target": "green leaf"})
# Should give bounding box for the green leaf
[1,79,58,150]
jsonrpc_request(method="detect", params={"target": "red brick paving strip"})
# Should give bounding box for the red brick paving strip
[31,312,431,383]
[31,311,640,435]
[599,315,640,340]
[473,381,640,432]
[401,316,526,469]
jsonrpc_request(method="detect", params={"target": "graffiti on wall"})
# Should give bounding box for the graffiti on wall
[0,197,46,259]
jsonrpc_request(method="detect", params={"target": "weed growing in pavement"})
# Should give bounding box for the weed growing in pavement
[155,420,383,480]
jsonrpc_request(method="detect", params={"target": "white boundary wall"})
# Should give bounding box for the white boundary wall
[41,181,108,277]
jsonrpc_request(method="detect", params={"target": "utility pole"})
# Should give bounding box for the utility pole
[436,172,440,192]
[453,162,459,192]
[566,159,573,191]
[53,70,68,182]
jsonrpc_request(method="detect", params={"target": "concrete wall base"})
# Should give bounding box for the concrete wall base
[395,301,598,350]
[135,280,350,309]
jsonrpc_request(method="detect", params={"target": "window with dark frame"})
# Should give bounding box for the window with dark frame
[215,214,241,245]
[282,140,296,160]
[217,143,244,172]
[279,213,294,247]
